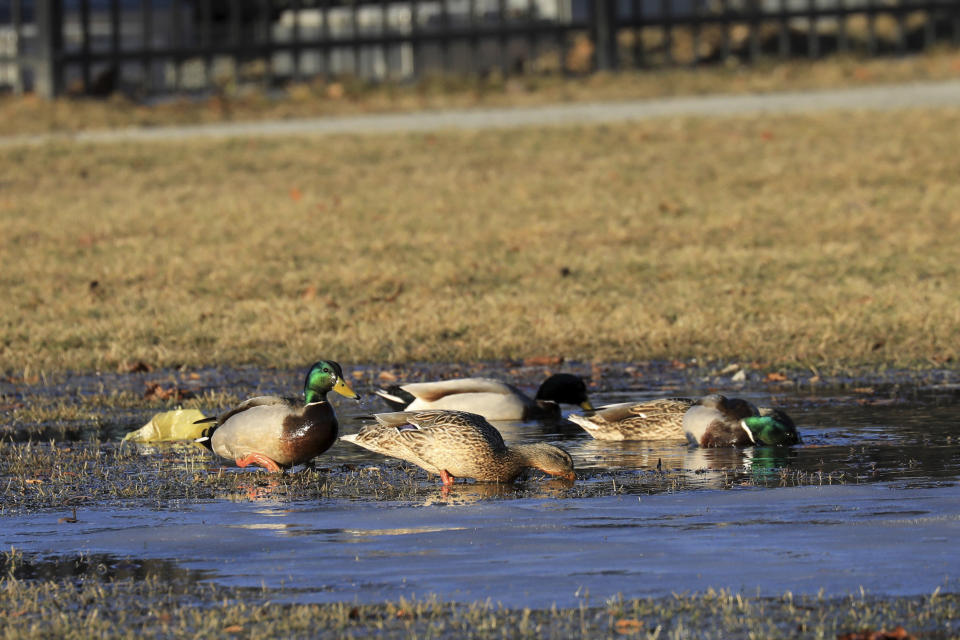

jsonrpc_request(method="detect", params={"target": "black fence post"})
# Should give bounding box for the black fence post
[592,0,617,71]
[34,0,64,98]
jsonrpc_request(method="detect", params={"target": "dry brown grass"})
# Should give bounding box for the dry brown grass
[2,46,960,137]
[1,107,959,373]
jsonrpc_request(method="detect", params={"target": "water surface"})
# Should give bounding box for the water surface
[2,367,958,607]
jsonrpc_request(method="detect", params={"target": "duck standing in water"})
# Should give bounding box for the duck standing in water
[341,409,576,485]
[568,398,696,441]
[683,394,800,447]
[196,360,359,472]
[373,373,593,421]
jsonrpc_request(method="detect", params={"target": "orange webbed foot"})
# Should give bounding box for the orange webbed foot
[440,469,456,486]
[235,453,284,473]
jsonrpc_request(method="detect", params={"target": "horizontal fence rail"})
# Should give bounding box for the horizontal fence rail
[1,0,959,97]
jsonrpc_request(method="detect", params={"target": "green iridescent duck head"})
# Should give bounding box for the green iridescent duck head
[303,360,360,405]
[741,408,800,446]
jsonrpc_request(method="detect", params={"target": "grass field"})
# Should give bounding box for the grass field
[2,104,959,374]
[2,566,953,640]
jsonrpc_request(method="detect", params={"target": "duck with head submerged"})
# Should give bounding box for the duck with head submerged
[373,373,593,421]
[682,393,800,447]
[567,397,696,441]
[196,360,359,472]
[341,409,576,485]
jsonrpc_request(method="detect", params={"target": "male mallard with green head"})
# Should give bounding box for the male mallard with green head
[683,394,800,447]
[196,360,359,472]
[373,373,593,421]
[568,398,696,441]
[341,409,576,485]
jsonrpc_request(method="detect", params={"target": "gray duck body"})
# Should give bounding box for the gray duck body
[206,396,339,467]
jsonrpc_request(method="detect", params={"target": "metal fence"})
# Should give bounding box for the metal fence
[2,0,959,98]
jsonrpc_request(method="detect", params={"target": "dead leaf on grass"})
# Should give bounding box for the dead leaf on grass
[120,360,153,373]
[523,355,564,366]
[143,382,196,402]
[614,619,644,634]
[765,372,788,382]
[836,626,914,640]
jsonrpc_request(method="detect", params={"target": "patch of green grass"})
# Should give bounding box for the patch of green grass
[1,108,958,372]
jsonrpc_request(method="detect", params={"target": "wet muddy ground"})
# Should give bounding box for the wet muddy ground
[1,362,958,637]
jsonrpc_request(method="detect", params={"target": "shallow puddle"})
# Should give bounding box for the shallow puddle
[3,484,958,607]
[2,365,959,607]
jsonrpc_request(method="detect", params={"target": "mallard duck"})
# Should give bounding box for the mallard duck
[749,407,802,445]
[195,360,359,472]
[568,398,696,441]
[682,394,800,447]
[340,409,576,484]
[373,373,593,421]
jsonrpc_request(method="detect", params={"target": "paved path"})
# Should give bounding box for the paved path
[4,80,960,147]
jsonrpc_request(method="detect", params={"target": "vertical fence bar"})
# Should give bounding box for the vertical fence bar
[632,0,643,68]
[200,0,212,86]
[690,0,701,67]
[866,0,877,54]
[836,0,848,54]
[592,0,616,70]
[381,0,390,79]
[436,0,448,72]
[110,0,120,77]
[954,0,960,45]
[468,0,479,75]
[321,0,331,81]
[141,0,152,93]
[894,0,906,54]
[290,0,301,81]
[748,0,759,64]
[229,0,241,62]
[11,0,24,92]
[525,0,536,74]
[720,0,730,61]
[806,0,818,58]
[259,0,272,86]
[496,0,507,74]
[171,0,181,89]
[556,0,567,74]
[351,2,361,78]
[923,2,935,49]
[412,0,421,76]
[35,0,64,97]
[660,0,672,65]
[80,0,91,91]
[778,0,789,58]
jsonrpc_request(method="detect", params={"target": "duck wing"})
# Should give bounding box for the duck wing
[210,395,299,426]
[396,378,518,403]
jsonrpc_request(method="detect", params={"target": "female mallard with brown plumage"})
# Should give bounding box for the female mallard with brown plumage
[567,398,696,441]
[341,409,576,485]
[373,373,593,421]
[195,360,359,472]
[683,394,800,447]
